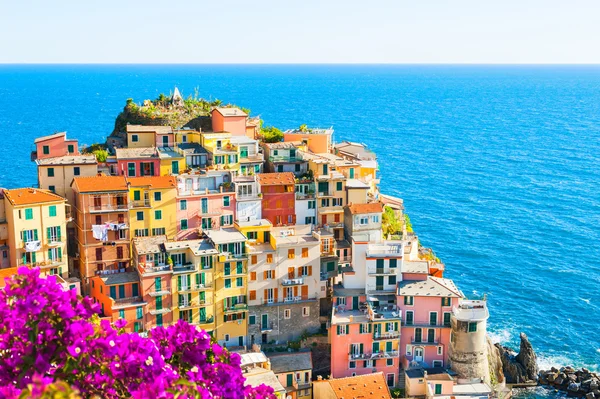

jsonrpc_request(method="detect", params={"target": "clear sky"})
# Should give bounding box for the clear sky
[1,0,599,64]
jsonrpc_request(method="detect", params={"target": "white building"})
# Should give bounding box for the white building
[234,175,262,222]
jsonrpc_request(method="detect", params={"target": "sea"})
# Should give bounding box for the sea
[1,65,599,395]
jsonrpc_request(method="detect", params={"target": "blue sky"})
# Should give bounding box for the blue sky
[1,0,599,63]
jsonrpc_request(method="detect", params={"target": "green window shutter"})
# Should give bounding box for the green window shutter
[48,249,51,259]
[47,227,51,239]
[181,219,188,230]
[132,283,138,297]
[34,229,38,241]
[57,247,62,259]
[109,286,116,299]
[368,323,372,333]
[372,359,377,367]
[25,208,33,220]
[394,321,398,331]
[57,226,61,240]
[49,206,57,217]
[47,168,54,177]
[359,343,363,354]
[155,210,161,220]
[372,342,378,353]
[336,182,342,191]
[154,192,161,201]
[386,341,392,352]
[435,385,442,395]
[390,259,397,268]
[134,191,140,201]
[68,144,74,153]
[177,276,182,291]
[337,325,341,335]
[195,274,200,286]
[345,325,349,334]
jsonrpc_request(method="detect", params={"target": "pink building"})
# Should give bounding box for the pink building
[211,108,247,136]
[115,147,160,177]
[175,173,235,240]
[33,132,79,160]
[397,267,462,370]
[329,288,401,388]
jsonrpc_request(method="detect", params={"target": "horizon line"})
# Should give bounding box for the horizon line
[1,62,600,66]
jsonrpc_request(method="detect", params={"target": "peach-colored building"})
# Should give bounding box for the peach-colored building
[71,175,131,292]
[115,147,161,177]
[32,132,79,161]
[405,368,455,397]
[132,235,174,331]
[211,107,248,136]
[397,268,462,370]
[89,271,145,333]
[283,128,333,154]
[330,287,401,388]
[175,172,235,240]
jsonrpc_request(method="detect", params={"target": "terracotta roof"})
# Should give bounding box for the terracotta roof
[346,202,383,215]
[72,175,128,193]
[127,176,177,189]
[126,125,172,134]
[212,107,247,117]
[34,132,66,143]
[256,172,295,186]
[3,188,66,206]
[325,372,392,399]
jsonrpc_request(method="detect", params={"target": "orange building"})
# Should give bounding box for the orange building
[283,128,333,154]
[71,175,131,292]
[211,107,248,136]
[256,173,296,226]
[89,271,146,333]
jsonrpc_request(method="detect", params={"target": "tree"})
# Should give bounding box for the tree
[261,126,283,143]
[382,206,403,236]
[299,124,309,132]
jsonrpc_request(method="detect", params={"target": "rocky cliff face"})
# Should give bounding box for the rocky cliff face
[487,336,505,385]
[495,333,538,383]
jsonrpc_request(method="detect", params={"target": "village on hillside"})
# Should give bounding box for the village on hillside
[0,89,495,399]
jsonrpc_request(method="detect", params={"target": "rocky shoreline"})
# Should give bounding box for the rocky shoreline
[492,333,599,398]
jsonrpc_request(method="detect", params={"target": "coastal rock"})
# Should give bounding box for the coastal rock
[487,336,505,385]
[495,332,538,383]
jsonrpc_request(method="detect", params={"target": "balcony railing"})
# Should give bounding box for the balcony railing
[349,351,399,360]
[47,236,63,246]
[172,263,196,272]
[178,282,213,292]
[260,321,274,332]
[410,336,439,345]
[281,277,304,286]
[149,287,171,297]
[403,320,451,328]
[142,263,171,274]
[283,295,313,303]
[373,331,401,340]
[112,296,143,307]
[149,307,172,315]
[367,267,398,275]
[130,199,151,208]
[224,303,248,312]
[240,153,264,163]
[178,299,212,309]
[89,203,129,213]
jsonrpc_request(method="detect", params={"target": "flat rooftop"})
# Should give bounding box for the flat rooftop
[205,228,247,244]
[36,154,97,166]
[164,239,218,256]
[268,352,312,373]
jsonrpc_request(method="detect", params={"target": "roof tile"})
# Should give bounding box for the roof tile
[3,188,66,206]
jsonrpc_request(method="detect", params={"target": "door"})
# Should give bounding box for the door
[406,311,414,325]
[262,314,268,330]
[240,146,248,158]
[201,198,208,214]
[301,285,308,299]
[321,215,327,225]
[172,161,179,174]
[386,341,393,353]
[415,328,422,342]
[376,276,384,291]
[350,168,355,178]
[289,149,296,159]
[156,296,162,310]
[238,336,244,346]
[428,329,435,343]
[262,333,268,344]
[414,347,424,362]
[353,296,359,310]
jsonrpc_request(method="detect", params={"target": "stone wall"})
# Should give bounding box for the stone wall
[248,300,321,345]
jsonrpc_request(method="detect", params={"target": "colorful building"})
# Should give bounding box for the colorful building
[205,228,249,348]
[2,188,68,278]
[201,132,240,172]
[257,172,296,226]
[233,175,262,223]
[126,125,174,149]
[165,239,217,334]
[262,142,308,176]
[32,132,98,205]
[283,127,333,154]
[71,176,130,291]
[343,202,383,242]
[295,178,316,225]
[269,352,313,399]
[175,171,235,240]
[211,107,248,136]
[115,147,161,177]
[0,192,9,269]
[231,136,263,176]
[128,176,178,240]
[89,271,145,333]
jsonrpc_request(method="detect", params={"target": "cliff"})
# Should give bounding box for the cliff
[495,333,538,384]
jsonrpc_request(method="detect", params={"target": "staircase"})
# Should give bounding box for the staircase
[397,368,406,389]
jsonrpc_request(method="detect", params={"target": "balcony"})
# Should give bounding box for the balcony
[283,295,314,304]
[178,282,213,292]
[172,262,196,273]
[410,336,439,345]
[281,277,304,286]
[194,316,215,326]
[366,243,403,258]
[240,153,264,163]
[47,237,63,247]
[112,296,144,308]
[349,351,399,360]
[89,202,129,213]
[141,263,171,274]
[130,199,151,208]
[149,307,172,316]
[367,267,397,275]
[295,192,315,200]
[19,257,66,268]
[148,287,171,297]
[366,285,396,295]
[373,331,401,340]
[178,299,212,310]
[224,303,248,312]
[218,252,247,262]
[269,155,302,163]
[260,321,274,332]
[317,191,333,197]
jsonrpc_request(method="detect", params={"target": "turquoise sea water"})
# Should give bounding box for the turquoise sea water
[1,65,599,379]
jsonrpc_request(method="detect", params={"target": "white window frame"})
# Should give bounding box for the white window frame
[267,288,274,304]
[302,307,310,317]
[284,309,291,319]
[386,373,395,387]
[406,344,413,356]
[437,346,443,355]
[433,360,443,367]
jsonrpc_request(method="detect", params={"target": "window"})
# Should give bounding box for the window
[349,361,356,369]
[444,312,451,327]
[249,315,256,325]
[95,248,103,260]
[49,205,57,217]
[154,210,162,220]
[336,182,342,191]
[430,312,438,326]
[337,325,350,335]
[468,322,477,332]
[47,168,54,177]
[284,309,291,319]
[264,270,274,279]
[135,229,149,237]
[404,296,414,306]
[68,144,74,153]
[373,215,380,223]
[154,192,161,201]
[387,374,395,387]
[359,216,368,225]
[308,200,315,209]
[302,307,310,317]
[223,196,230,206]
[131,134,139,142]
[435,384,442,395]
[266,254,273,263]
[48,185,55,192]
[180,200,187,210]
[247,231,257,240]
[389,259,397,268]
[180,219,188,230]
[388,275,396,285]
[224,279,232,289]
[137,211,144,221]
[288,249,295,259]
[251,255,257,265]
[442,297,451,307]
[152,227,165,236]
[43,145,50,155]
[437,346,443,355]
[387,358,394,366]
[302,247,308,258]
[128,163,136,177]
[119,309,125,319]
[249,290,256,300]
[236,277,243,287]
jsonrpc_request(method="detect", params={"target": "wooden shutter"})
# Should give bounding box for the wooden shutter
[251,272,257,281]
[297,266,302,277]
[274,288,278,303]
[263,271,267,280]
[249,290,256,300]
[293,286,298,297]
[288,267,294,279]
[252,255,257,264]
[308,266,312,276]
[263,289,268,305]
[301,285,308,298]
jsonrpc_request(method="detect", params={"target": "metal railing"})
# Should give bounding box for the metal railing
[224,303,248,312]
[281,277,304,286]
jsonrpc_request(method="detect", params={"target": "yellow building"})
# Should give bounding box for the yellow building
[165,239,217,334]
[2,188,69,277]
[201,132,240,173]
[205,228,248,348]
[128,176,178,239]
[126,125,173,148]
[269,352,313,399]
[158,148,186,176]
